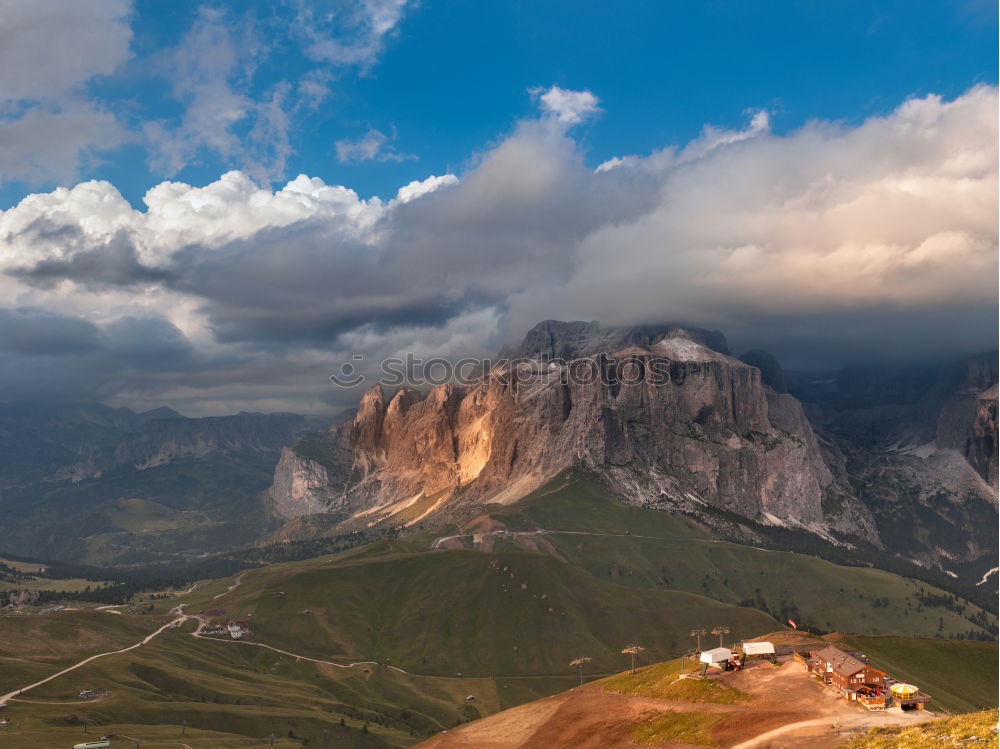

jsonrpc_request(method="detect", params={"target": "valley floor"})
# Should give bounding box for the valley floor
[415,659,936,749]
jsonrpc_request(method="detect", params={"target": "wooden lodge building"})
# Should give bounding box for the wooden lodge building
[811,646,888,710]
[806,645,932,711]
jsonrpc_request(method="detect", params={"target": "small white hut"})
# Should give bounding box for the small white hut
[741,641,775,657]
[699,647,733,665]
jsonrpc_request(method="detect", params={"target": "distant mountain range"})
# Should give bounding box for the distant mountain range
[268,321,997,586]
[0,402,326,564]
[0,320,995,588]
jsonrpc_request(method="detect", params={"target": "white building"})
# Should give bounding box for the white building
[741,641,775,657]
[699,647,733,665]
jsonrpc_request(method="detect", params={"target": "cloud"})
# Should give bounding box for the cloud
[0,86,995,412]
[0,0,133,184]
[394,174,458,203]
[294,0,412,69]
[8,232,173,290]
[335,127,416,163]
[0,0,133,101]
[0,308,101,355]
[533,85,602,125]
[142,7,267,178]
[142,2,417,180]
[0,1,420,187]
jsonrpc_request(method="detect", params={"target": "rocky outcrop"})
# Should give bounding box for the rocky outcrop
[788,353,998,578]
[268,445,345,519]
[934,356,998,487]
[740,350,788,393]
[498,320,730,361]
[270,325,839,534]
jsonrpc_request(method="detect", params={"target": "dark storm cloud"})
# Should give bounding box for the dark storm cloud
[0,307,101,354]
[0,308,203,403]
[8,233,174,290]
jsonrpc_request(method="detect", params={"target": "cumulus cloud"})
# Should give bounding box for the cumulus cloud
[335,127,416,163]
[0,85,995,411]
[533,85,602,125]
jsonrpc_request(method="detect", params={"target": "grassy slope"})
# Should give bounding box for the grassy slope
[493,476,996,639]
[845,708,999,748]
[0,610,172,693]
[4,620,574,748]
[191,548,778,678]
[834,634,999,714]
[601,659,749,704]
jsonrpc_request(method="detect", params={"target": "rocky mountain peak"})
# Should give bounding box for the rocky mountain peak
[270,320,858,541]
[498,320,730,361]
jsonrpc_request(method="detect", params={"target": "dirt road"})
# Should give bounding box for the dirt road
[0,615,185,705]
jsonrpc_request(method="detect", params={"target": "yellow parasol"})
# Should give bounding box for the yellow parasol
[890,683,919,696]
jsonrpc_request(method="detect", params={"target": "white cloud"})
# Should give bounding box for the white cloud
[394,174,459,204]
[142,7,264,178]
[0,86,994,411]
[143,2,416,180]
[512,86,998,352]
[0,0,133,101]
[0,0,133,184]
[296,0,412,69]
[533,85,602,125]
[335,127,416,163]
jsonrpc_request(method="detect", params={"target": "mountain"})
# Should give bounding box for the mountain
[267,321,872,540]
[496,319,731,361]
[788,354,999,581]
[267,321,997,586]
[0,404,326,564]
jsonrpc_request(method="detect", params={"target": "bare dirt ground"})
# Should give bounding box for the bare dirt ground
[415,659,935,749]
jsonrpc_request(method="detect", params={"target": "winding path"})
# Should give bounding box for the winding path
[430,527,727,550]
[0,615,185,704]
[212,573,244,600]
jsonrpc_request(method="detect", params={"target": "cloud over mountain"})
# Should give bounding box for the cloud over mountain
[0,85,995,412]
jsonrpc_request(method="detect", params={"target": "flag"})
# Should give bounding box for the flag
[787,619,797,629]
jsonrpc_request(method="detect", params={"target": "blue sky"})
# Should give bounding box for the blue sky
[0,1,996,414]
[0,0,995,209]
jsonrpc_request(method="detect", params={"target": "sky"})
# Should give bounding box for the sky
[0,0,996,415]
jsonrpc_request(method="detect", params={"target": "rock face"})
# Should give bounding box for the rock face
[498,320,730,360]
[787,353,999,577]
[270,322,839,533]
[934,357,998,487]
[269,445,343,519]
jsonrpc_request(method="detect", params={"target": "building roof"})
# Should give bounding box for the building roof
[700,647,733,663]
[815,646,876,677]
[742,641,775,656]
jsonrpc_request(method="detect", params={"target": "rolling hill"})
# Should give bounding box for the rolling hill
[182,546,780,678]
[479,475,997,639]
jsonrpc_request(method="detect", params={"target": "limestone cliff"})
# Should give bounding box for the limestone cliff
[269,323,843,536]
[934,356,998,487]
